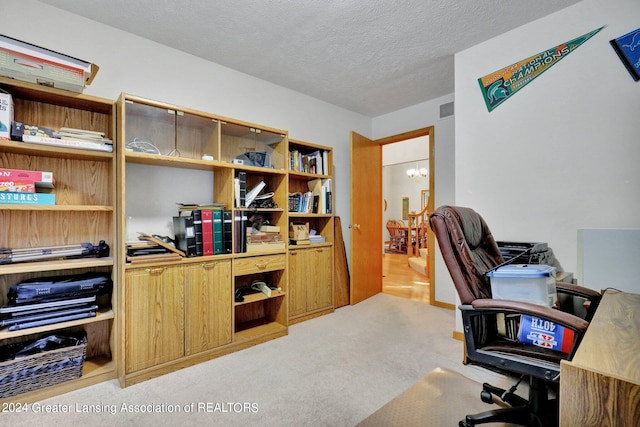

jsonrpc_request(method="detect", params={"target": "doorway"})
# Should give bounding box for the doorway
[350,127,435,305]
[382,138,431,303]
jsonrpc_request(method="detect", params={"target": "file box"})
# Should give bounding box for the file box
[487,264,557,307]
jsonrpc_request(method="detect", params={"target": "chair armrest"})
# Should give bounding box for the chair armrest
[555,282,602,300]
[471,298,589,334]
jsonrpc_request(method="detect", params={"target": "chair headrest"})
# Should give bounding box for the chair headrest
[430,206,504,303]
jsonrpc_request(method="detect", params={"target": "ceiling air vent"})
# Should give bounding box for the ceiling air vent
[439,102,454,119]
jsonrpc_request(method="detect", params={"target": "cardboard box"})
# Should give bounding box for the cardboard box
[487,264,557,307]
[289,223,309,241]
[0,90,12,140]
[0,34,98,93]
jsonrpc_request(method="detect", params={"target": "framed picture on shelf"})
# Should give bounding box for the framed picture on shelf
[610,27,640,81]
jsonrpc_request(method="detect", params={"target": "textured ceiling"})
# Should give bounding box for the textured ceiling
[41,0,581,116]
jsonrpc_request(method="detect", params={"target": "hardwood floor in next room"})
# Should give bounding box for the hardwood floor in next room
[382,252,429,303]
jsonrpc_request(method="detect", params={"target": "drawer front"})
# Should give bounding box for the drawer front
[233,254,286,276]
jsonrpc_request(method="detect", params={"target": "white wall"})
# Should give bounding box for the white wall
[373,94,457,306]
[455,0,640,286]
[4,0,372,257]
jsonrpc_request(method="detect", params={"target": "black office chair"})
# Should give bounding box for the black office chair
[429,206,601,427]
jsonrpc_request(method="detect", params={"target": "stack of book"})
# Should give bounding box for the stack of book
[12,122,113,152]
[246,225,285,253]
[0,167,56,205]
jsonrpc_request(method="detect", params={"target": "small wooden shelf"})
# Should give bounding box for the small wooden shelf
[0,309,114,340]
[0,205,114,212]
[289,242,333,250]
[288,212,333,218]
[234,320,287,341]
[234,289,285,306]
[288,170,332,180]
[0,140,114,161]
[125,150,228,171]
[0,257,115,276]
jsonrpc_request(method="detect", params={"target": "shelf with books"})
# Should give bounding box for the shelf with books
[286,139,334,324]
[288,138,332,176]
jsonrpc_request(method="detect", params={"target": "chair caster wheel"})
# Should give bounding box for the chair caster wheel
[480,389,493,404]
[459,421,470,427]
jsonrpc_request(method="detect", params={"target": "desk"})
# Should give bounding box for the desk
[560,290,640,426]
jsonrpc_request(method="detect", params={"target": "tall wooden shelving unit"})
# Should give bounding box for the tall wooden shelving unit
[0,77,117,403]
[116,94,289,386]
[287,139,335,324]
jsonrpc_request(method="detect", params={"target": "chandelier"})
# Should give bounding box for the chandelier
[406,163,428,178]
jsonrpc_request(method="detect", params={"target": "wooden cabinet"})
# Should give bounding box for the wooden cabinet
[0,77,117,402]
[287,139,335,324]
[125,259,232,374]
[125,265,184,373]
[288,247,333,320]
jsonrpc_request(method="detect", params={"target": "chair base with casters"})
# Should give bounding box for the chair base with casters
[458,376,558,427]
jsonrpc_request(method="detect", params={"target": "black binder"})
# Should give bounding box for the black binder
[173,215,197,257]
[223,209,233,254]
[237,171,246,208]
[233,210,248,253]
[192,210,204,256]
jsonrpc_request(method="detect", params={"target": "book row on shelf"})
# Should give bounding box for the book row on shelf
[289,148,330,175]
[288,178,332,214]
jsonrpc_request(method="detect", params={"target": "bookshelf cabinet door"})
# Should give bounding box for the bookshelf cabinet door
[125,265,184,373]
[288,247,333,317]
[184,260,232,355]
[287,250,309,317]
[308,247,333,312]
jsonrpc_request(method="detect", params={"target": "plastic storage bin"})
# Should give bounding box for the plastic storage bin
[487,264,557,307]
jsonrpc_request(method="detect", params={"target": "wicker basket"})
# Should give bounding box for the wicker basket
[0,334,87,398]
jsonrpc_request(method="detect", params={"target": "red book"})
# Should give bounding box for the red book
[0,168,55,188]
[201,209,214,256]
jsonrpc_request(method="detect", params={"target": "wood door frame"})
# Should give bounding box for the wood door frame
[374,126,437,305]
[377,126,436,305]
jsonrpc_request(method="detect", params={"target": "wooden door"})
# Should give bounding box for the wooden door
[184,260,232,355]
[350,131,383,304]
[125,265,184,373]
